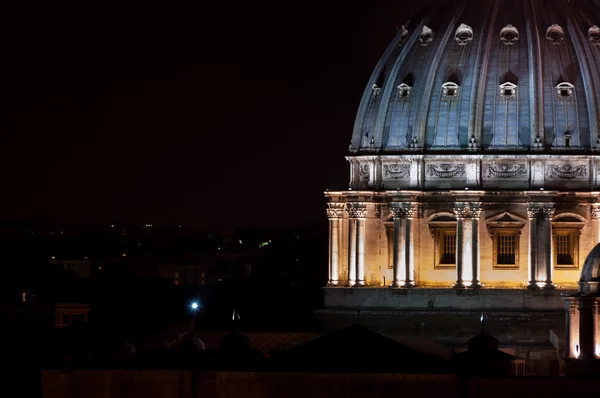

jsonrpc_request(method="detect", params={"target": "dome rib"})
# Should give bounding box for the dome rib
[524,0,545,148]
[415,0,470,149]
[564,7,600,148]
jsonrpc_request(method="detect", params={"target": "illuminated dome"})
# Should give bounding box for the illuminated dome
[350,0,600,153]
[579,242,600,295]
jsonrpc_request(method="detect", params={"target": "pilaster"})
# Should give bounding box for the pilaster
[346,202,367,287]
[326,203,344,286]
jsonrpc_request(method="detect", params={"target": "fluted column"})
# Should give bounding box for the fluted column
[454,203,481,288]
[326,203,344,286]
[453,204,466,289]
[389,203,404,288]
[403,202,420,287]
[470,204,482,288]
[346,202,367,287]
[527,207,539,288]
[565,298,579,358]
[527,204,554,289]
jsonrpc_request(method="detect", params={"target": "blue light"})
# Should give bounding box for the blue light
[191,302,199,310]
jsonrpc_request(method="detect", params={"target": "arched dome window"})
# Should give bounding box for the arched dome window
[588,25,600,47]
[398,25,409,46]
[442,82,460,98]
[454,23,473,45]
[372,84,381,99]
[500,25,519,45]
[556,82,574,99]
[420,26,433,46]
[546,24,565,45]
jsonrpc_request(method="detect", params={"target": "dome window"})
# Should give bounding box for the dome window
[442,82,459,98]
[372,84,381,99]
[546,24,565,45]
[556,82,574,99]
[454,23,473,45]
[499,82,517,98]
[397,83,412,99]
[564,132,572,148]
[419,26,433,46]
[589,25,600,47]
[500,24,519,45]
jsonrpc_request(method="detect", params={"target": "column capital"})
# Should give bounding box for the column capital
[346,202,368,219]
[591,205,600,220]
[389,202,422,219]
[453,202,482,219]
[527,203,555,219]
[326,203,345,219]
[374,204,382,219]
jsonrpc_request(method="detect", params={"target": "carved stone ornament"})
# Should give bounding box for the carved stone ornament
[499,82,517,98]
[500,24,519,45]
[390,202,421,219]
[547,164,587,179]
[590,206,600,220]
[546,24,564,45]
[399,25,409,46]
[454,23,473,45]
[345,202,367,219]
[527,205,555,219]
[359,164,370,180]
[427,163,466,178]
[589,25,600,47]
[568,302,577,314]
[556,82,574,99]
[419,26,433,46]
[485,163,527,178]
[442,82,459,98]
[326,203,344,219]
[454,202,482,219]
[383,163,410,179]
[371,84,381,99]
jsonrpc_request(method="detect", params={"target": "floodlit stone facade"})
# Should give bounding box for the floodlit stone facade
[326,0,600,292]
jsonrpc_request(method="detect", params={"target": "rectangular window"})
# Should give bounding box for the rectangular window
[493,229,519,268]
[436,228,456,267]
[554,229,579,268]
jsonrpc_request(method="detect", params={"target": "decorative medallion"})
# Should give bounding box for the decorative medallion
[419,26,433,46]
[547,164,587,179]
[500,24,519,45]
[427,163,466,178]
[359,165,370,180]
[383,163,410,179]
[454,23,473,45]
[546,24,564,45]
[485,163,527,178]
[589,25,600,47]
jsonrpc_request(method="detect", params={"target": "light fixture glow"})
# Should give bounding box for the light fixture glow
[191,302,199,310]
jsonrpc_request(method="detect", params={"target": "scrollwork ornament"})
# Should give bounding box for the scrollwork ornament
[389,202,404,219]
[427,163,466,178]
[403,202,421,219]
[383,163,410,179]
[547,164,587,179]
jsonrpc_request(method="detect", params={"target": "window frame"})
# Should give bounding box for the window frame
[432,226,457,269]
[492,228,520,269]
[552,226,581,269]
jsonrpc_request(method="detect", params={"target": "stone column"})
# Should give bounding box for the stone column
[539,207,555,289]
[469,204,482,288]
[326,203,344,286]
[527,204,554,289]
[453,204,466,289]
[564,298,579,358]
[403,202,420,287]
[527,206,539,288]
[389,203,405,288]
[454,203,481,288]
[579,299,596,360]
[591,206,600,244]
[346,202,367,287]
[594,301,600,357]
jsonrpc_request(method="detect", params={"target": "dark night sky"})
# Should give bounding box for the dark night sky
[1,1,424,232]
